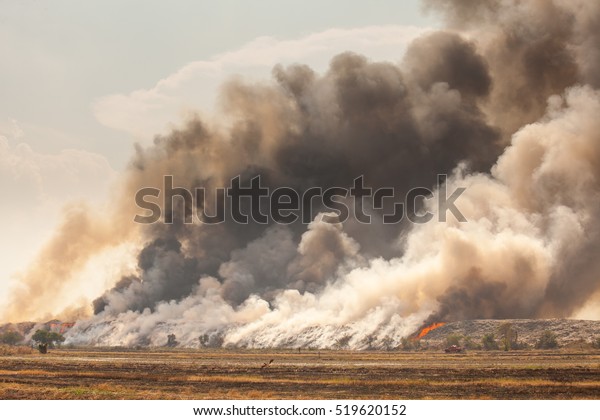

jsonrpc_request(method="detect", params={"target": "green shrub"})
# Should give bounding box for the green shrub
[445,334,462,347]
[463,336,482,350]
[535,330,558,349]
[0,330,24,345]
[482,333,499,350]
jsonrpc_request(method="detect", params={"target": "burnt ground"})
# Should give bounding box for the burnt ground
[0,348,599,399]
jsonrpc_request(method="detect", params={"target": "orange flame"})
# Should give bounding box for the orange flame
[416,322,446,339]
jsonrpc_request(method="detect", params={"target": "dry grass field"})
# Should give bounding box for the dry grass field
[0,347,599,399]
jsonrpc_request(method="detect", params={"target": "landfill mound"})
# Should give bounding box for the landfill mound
[421,319,600,348]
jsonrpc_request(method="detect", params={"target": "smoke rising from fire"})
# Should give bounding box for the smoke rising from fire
[4,0,600,348]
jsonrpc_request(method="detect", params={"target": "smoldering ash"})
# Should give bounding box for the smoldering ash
[5,0,600,349]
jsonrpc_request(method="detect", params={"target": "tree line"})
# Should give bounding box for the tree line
[0,329,65,347]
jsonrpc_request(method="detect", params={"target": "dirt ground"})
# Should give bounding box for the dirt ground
[0,348,598,399]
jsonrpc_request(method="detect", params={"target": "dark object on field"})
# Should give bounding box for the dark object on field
[445,345,463,353]
[38,343,48,354]
[166,334,178,347]
[260,359,274,369]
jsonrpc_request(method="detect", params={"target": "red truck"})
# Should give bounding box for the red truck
[444,345,464,353]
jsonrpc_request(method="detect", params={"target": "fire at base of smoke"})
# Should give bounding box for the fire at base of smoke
[134,174,467,225]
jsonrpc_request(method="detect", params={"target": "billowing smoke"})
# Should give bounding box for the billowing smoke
[424,0,600,138]
[5,0,600,348]
[2,203,136,322]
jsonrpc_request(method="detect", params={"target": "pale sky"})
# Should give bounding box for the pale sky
[0,0,439,309]
[1,0,437,165]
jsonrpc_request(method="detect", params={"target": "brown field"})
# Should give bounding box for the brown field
[0,347,599,399]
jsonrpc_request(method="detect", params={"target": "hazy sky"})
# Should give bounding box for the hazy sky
[0,0,439,309]
[1,0,437,165]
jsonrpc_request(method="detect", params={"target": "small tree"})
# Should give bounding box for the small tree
[0,330,24,345]
[498,322,516,351]
[166,334,178,347]
[482,333,499,350]
[463,335,482,350]
[445,334,462,347]
[32,329,65,348]
[535,330,558,349]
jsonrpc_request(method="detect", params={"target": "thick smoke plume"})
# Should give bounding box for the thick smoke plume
[5,0,600,348]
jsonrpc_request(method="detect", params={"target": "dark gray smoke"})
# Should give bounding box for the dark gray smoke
[92,41,502,316]
[424,0,600,139]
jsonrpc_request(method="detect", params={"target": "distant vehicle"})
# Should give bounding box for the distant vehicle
[444,345,463,353]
